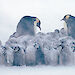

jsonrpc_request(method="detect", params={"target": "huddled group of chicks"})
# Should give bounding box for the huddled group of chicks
[0,14,75,66]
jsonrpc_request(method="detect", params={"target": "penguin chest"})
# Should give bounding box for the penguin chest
[34,21,37,34]
[64,22,68,32]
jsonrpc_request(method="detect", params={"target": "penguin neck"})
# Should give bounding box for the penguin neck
[34,23,37,35]
[34,21,38,35]
[64,22,68,32]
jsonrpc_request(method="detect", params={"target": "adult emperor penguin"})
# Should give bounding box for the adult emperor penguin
[16,16,41,37]
[62,14,75,39]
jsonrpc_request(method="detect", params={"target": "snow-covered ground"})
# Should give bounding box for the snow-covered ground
[0,66,75,75]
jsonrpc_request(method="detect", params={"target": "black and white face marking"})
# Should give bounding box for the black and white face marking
[61,14,71,21]
[61,15,71,32]
[34,18,41,30]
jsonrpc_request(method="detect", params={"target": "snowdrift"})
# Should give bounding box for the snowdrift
[0,28,75,66]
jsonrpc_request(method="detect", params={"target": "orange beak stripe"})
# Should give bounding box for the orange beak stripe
[36,18,39,23]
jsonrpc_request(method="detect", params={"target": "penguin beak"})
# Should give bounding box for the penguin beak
[37,22,41,31]
[39,27,41,30]
[61,18,64,21]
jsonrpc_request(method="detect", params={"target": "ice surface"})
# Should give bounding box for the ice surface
[0,66,75,75]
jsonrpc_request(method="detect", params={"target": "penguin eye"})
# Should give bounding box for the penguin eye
[32,18,36,21]
[34,19,36,21]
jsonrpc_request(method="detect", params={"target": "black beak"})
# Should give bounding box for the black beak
[61,18,64,21]
[37,26,41,31]
[37,21,41,31]
[39,27,41,30]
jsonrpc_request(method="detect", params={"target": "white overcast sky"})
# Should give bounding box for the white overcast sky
[0,0,75,44]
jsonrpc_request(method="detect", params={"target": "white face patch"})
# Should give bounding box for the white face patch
[65,15,70,20]
[34,18,40,34]
[64,22,68,32]
[34,21,37,26]
[34,21,37,34]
